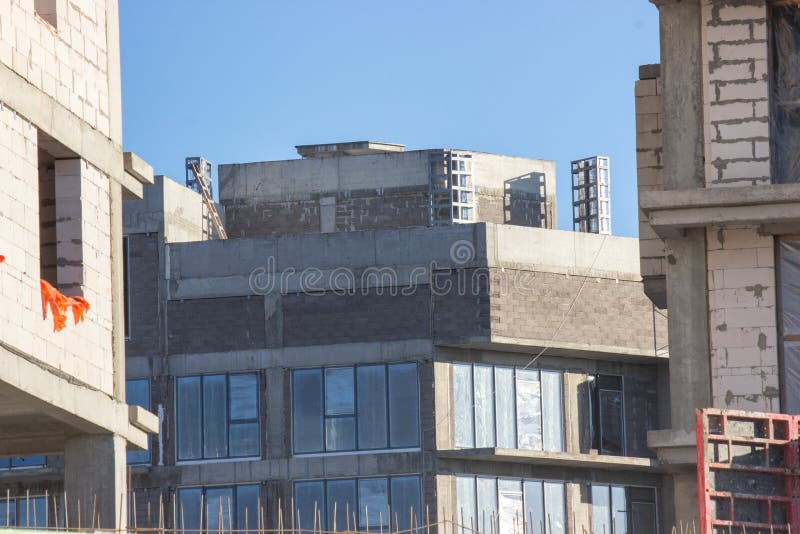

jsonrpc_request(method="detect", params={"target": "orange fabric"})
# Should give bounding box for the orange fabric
[0,255,5,263]
[40,279,91,332]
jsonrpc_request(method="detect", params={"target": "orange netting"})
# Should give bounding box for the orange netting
[40,279,90,332]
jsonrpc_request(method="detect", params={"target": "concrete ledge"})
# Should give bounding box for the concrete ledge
[123,152,155,185]
[128,404,159,435]
[640,185,800,236]
[437,448,659,472]
[647,428,698,471]
[446,337,668,363]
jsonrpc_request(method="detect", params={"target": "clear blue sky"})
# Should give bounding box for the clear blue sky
[119,1,659,237]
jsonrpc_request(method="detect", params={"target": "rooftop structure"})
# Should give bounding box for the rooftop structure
[572,156,611,235]
[218,145,557,238]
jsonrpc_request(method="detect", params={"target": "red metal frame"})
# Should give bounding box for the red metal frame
[696,408,800,533]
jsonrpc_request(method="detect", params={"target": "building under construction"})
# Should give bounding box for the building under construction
[0,141,670,533]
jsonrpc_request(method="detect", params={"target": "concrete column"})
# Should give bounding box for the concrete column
[64,433,127,530]
[665,231,711,431]
[109,180,125,401]
[655,0,705,191]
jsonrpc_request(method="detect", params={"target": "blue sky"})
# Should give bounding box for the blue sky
[119,1,659,237]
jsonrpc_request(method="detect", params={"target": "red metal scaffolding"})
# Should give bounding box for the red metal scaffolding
[697,408,800,534]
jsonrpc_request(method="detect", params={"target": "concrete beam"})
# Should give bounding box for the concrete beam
[436,448,659,472]
[0,59,147,199]
[124,152,155,186]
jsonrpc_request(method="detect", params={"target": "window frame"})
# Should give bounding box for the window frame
[123,235,131,340]
[175,373,261,463]
[292,475,421,531]
[175,484,261,534]
[453,363,565,453]
[590,484,658,534]
[0,495,49,528]
[589,374,626,456]
[456,474,566,534]
[291,363,421,456]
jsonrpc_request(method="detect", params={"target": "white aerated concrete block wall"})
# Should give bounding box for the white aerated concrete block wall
[0,0,112,136]
[707,226,778,411]
[702,1,770,187]
[0,105,114,396]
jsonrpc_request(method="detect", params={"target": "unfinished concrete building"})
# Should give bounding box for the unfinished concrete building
[637,0,800,530]
[0,0,157,528]
[572,156,612,235]
[219,142,557,238]
[38,140,662,534]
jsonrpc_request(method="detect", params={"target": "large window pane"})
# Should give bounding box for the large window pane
[457,476,477,534]
[127,379,150,464]
[357,365,388,449]
[389,363,420,448]
[592,485,611,534]
[600,390,624,455]
[495,367,516,448]
[177,377,202,461]
[541,371,564,452]
[325,417,356,451]
[543,482,565,534]
[327,479,356,532]
[611,486,628,534]
[325,368,354,416]
[177,488,202,534]
[293,370,324,454]
[454,364,475,448]
[203,375,228,459]
[10,456,45,469]
[631,502,656,534]
[205,487,233,532]
[516,369,542,450]
[16,497,46,528]
[391,476,421,532]
[358,478,389,529]
[236,485,260,533]
[474,365,496,448]
[524,480,545,534]
[294,481,324,532]
[229,422,260,457]
[476,477,498,534]
[230,374,258,420]
[770,5,800,184]
[498,479,523,534]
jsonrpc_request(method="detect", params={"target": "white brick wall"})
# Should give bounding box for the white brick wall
[635,74,666,279]
[702,1,770,187]
[0,0,111,137]
[0,104,114,396]
[707,226,778,411]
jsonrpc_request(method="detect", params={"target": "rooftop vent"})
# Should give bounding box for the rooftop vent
[295,141,405,158]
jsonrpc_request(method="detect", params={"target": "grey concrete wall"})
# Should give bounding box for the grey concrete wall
[218,150,557,238]
[126,233,160,357]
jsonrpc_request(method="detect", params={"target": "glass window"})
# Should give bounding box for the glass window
[474,365,496,448]
[389,363,420,448]
[294,476,420,533]
[127,378,151,464]
[770,4,800,184]
[357,365,387,449]
[292,363,420,454]
[455,364,563,452]
[779,240,800,412]
[592,485,612,534]
[454,364,475,448]
[177,485,259,534]
[494,367,517,448]
[590,375,625,455]
[177,374,260,462]
[457,476,565,534]
[591,485,656,534]
[0,496,48,528]
[358,478,389,529]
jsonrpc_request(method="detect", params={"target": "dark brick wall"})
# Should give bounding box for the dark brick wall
[126,233,160,357]
[167,296,266,354]
[432,269,491,343]
[282,286,430,346]
[223,187,429,239]
[490,269,662,353]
